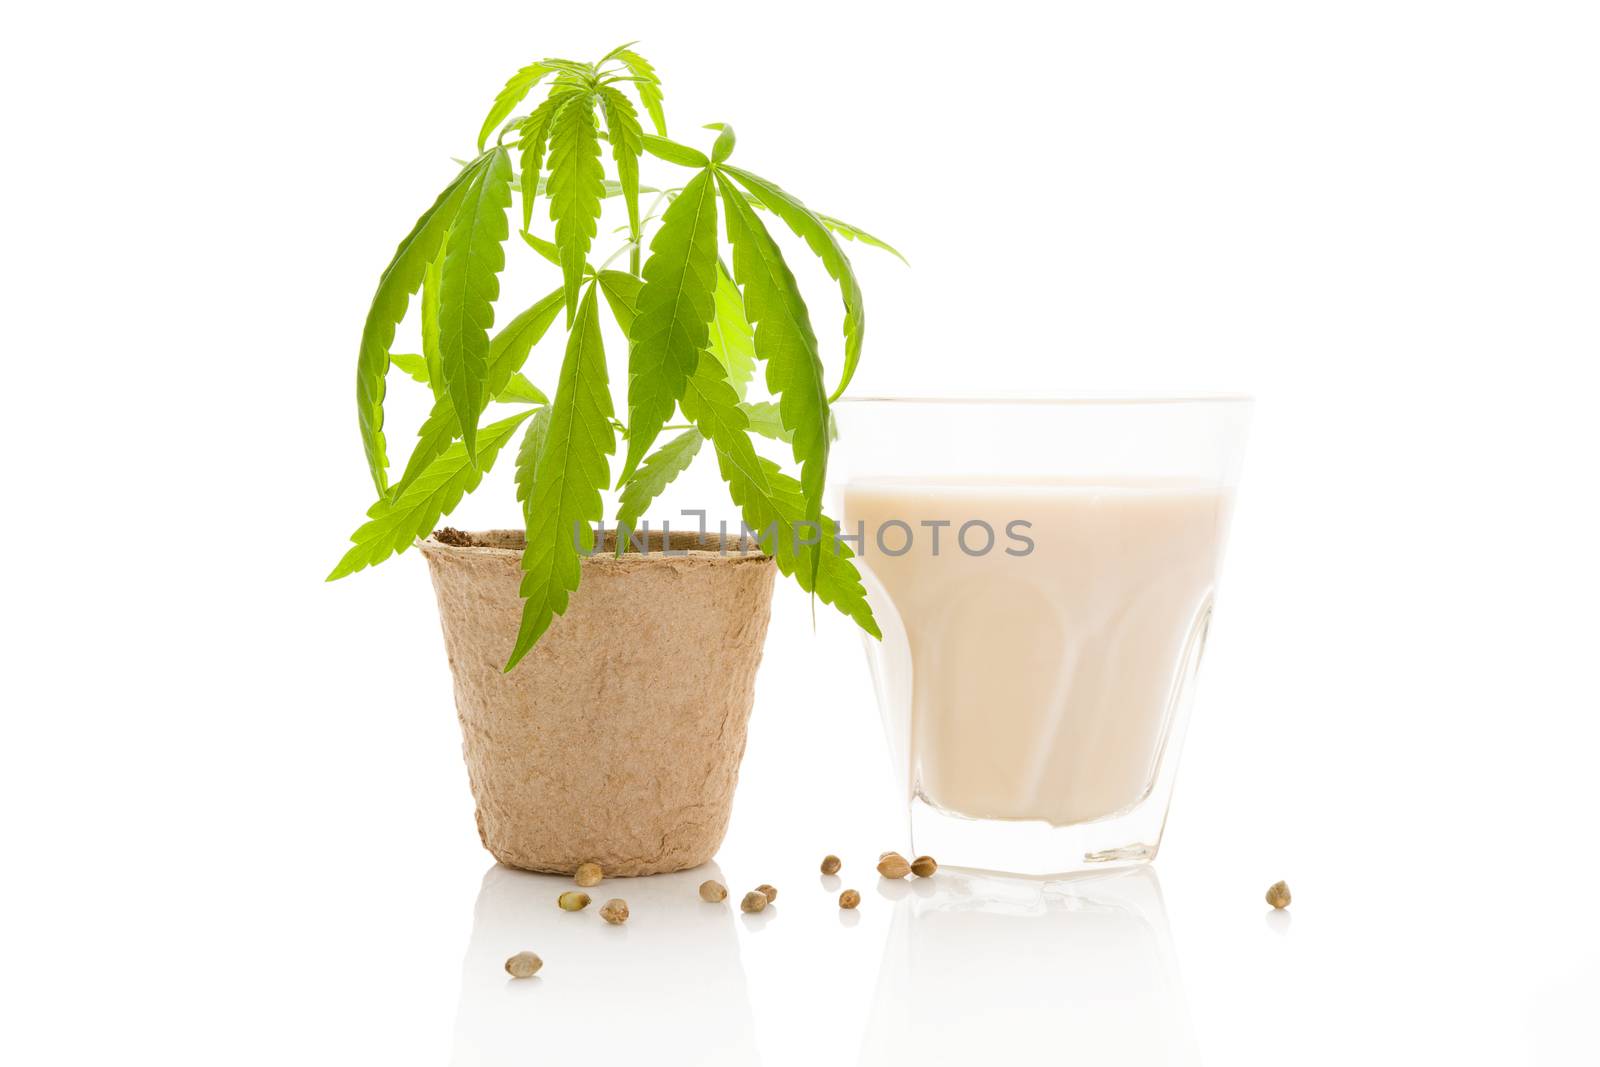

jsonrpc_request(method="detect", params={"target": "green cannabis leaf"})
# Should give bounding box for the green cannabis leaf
[615,429,705,550]
[610,48,666,135]
[392,287,563,498]
[343,42,904,664]
[678,351,878,635]
[387,353,430,384]
[389,353,545,405]
[515,91,576,232]
[739,400,790,442]
[507,283,615,670]
[640,134,709,168]
[815,213,907,265]
[724,166,865,403]
[545,93,605,321]
[420,250,445,399]
[496,374,548,405]
[514,405,554,522]
[710,123,736,164]
[707,261,758,398]
[478,61,555,151]
[716,172,830,584]
[328,409,535,581]
[618,167,719,485]
[598,86,644,251]
[596,268,643,331]
[439,146,514,459]
[355,153,489,495]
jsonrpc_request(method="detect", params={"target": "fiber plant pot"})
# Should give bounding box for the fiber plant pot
[418,528,777,876]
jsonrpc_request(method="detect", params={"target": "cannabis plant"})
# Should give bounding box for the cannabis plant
[329,43,902,669]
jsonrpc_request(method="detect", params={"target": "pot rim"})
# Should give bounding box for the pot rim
[417,528,774,565]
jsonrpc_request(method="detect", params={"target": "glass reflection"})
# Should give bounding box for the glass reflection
[859,866,1198,1065]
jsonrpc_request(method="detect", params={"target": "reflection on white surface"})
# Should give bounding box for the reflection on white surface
[859,866,1198,1066]
[450,863,759,1066]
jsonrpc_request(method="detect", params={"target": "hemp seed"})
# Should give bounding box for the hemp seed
[911,855,938,878]
[699,879,728,903]
[557,891,590,911]
[821,854,842,875]
[877,852,911,879]
[740,890,768,914]
[756,884,778,903]
[599,898,630,925]
[504,951,543,978]
[574,862,603,887]
[839,889,861,909]
[1266,881,1292,910]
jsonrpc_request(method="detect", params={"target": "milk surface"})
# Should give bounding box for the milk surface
[842,477,1233,826]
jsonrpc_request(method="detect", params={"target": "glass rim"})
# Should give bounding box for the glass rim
[834,392,1253,407]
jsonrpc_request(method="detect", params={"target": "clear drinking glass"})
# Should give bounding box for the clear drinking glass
[831,396,1252,875]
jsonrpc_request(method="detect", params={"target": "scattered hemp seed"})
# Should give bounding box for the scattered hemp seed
[574,862,603,887]
[757,884,779,903]
[557,891,591,912]
[699,879,728,903]
[821,854,842,875]
[741,890,769,914]
[839,889,861,909]
[1266,881,1292,910]
[504,951,543,978]
[877,852,911,879]
[599,898,630,925]
[911,855,938,878]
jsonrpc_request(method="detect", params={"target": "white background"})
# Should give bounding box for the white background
[4,1,1599,1063]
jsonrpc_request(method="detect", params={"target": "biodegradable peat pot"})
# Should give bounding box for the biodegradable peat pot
[418,528,777,876]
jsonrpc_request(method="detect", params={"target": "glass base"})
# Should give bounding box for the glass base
[909,790,1174,878]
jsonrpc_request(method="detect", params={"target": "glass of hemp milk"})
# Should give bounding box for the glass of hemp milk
[833,396,1251,875]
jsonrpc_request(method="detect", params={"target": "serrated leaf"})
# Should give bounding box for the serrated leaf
[715,172,829,585]
[387,353,544,405]
[612,48,665,135]
[478,62,555,151]
[355,154,488,495]
[391,287,563,498]
[598,86,644,246]
[496,373,548,405]
[615,429,704,552]
[515,91,576,232]
[519,229,561,267]
[389,353,430,384]
[420,248,445,399]
[640,134,708,168]
[739,400,791,442]
[707,261,758,399]
[619,167,719,485]
[508,284,616,669]
[816,213,908,265]
[514,405,554,520]
[724,166,865,403]
[522,176,652,207]
[539,57,595,79]
[678,352,878,636]
[546,93,605,322]
[327,409,534,581]
[599,40,641,64]
[596,269,643,332]
[439,146,514,460]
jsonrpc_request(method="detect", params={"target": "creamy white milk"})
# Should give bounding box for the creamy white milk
[842,477,1233,827]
